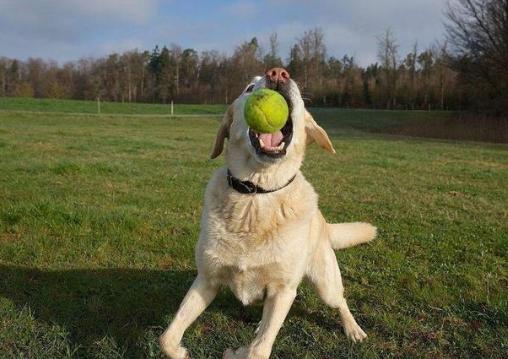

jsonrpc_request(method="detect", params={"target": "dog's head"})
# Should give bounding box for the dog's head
[211,68,335,186]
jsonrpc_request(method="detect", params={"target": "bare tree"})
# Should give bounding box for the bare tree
[445,0,508,112]
[377,29,399,108]
[263,33,283,69]
[0,58,7,96]
[170,44,182,97]
[230,37,264,98]
[297,28,326,90]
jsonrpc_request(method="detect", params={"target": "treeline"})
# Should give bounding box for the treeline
[0,6,505,113]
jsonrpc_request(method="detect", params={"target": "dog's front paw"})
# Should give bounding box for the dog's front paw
[223,347,249,359]
[159,333,190,359]
[223,347,267,359]
[160,344,189,359]
[344,321,367,343]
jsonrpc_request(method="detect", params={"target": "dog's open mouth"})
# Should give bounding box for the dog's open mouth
[247,86,294,159]
[248,119,293,158]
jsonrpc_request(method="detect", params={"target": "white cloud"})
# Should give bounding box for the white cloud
[0,0,159,43]
[224,0,259,18]
[259,0,446,65]
[0,0,159,24]
[0,0,447,65]
[71,0,159,23]
[0,0,159,60]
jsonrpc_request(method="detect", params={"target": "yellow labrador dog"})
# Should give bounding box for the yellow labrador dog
[160,68,376,359]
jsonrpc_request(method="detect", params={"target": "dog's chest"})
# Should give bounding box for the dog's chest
[200,191,315,304]
[209,243,298,305]
[209,191,308,256]
[205,197,303,267]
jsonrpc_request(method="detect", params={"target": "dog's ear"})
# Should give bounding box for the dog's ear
[304,110,336,154]
[210,105,234,159]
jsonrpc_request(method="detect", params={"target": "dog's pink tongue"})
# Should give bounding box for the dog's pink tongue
[259,131,283,147]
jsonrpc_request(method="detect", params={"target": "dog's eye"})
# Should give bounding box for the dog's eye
[245,84,255,93]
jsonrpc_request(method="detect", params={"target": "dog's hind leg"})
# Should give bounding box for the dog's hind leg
[306,241,367,342]
[328,222,376,250]
[160,275,218,358]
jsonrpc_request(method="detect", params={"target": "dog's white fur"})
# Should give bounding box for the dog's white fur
[160,76,377,359]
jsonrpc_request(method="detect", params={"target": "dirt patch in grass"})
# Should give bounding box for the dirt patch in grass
[377,114,508,143]
[0,233,20,242]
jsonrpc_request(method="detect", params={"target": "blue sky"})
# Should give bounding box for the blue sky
[0,0,447,66]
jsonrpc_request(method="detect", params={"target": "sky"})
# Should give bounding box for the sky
[0,0,448,66]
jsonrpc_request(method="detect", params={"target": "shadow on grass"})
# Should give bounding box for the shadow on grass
[0,266,200,356]
[0,265,281,357]
[381,115,508,143]
[310,108,508,143]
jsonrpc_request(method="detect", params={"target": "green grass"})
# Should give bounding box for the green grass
[0,105,507,358]
[0,97,226,115]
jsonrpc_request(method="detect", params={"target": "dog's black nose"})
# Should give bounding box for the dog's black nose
[265,67,290,85]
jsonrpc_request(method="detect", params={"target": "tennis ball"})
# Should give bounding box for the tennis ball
[244,88,289,133]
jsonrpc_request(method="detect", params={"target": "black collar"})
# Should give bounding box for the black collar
[227,169,296,194]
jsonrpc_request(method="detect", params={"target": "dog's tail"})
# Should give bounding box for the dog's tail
[327,222,377,250]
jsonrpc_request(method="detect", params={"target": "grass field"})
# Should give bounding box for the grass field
[0,101,507,358]
[0,97,226,115]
